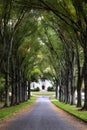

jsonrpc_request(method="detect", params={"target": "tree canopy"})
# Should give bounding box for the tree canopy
[0,0,87,110]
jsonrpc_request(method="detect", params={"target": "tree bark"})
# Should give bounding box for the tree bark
[28,81,31,99]
[19,70,22,102]
[55,79,58,99]
[83,49,87,110]
[76,46,82,107]
[4,72,9,107]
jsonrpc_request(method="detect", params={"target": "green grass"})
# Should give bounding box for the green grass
[0,97,36,120]
[31,91,55,97]
[51,99,87,122]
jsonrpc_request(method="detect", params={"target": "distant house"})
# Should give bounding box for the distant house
[30,79,52,91]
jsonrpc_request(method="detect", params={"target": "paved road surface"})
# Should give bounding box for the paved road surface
[0,96,87,130]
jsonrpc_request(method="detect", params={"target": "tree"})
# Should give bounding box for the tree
[0,0,87,110]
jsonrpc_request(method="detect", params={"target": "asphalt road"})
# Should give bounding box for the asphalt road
[0,96,87,130]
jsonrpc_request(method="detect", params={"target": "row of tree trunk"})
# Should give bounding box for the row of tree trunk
[0,1,31,107]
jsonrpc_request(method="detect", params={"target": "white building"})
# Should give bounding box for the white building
[30,79,52,91]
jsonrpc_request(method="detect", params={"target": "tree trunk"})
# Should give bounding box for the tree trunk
[55,79,58,99]
[65,69,69,104]
[76,46,82,107]
[70,68,75,105]
[15,73,20,105]
[4,72,9,107]
[59,85,62,101]
[24,81,27,101]
[19,70,22,102]
[22,76,25,102]
[28,81,31,100]
[69,52,75,105]
[76,76,82,107]
[83,49,87,110]
[11,60,16,105]
[11,76,16,105]
[59,71,62,101]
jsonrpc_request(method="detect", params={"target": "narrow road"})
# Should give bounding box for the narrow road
[0,96,87,130]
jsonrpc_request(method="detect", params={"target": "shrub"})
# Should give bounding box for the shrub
[31,87,40,91]
[35,87,40,91]
[47,87,54,91]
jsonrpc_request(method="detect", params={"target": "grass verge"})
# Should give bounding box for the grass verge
[31,91,55,97]
[0,97,36,120]
[51,99,87,122]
